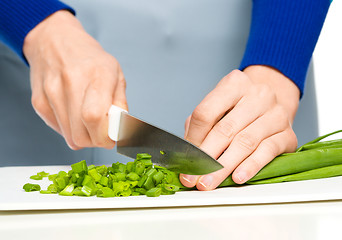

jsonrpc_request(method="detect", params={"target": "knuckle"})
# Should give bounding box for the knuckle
[229,69,243,79]
[263,140,280,157]
[248,157,264,173]
[191,105,212,126]
[273,105,289,129]
[223,69,244,85]
[31,95,46,113]
[286,129,298,151]
[257,84,271,97]
[82,106,103,123]
[213,119,236,140]
[235,132,258,152]
[93,138,109,148]
[43,78,59,101]
[71,134,92,148]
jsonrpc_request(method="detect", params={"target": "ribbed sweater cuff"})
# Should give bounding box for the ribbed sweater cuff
[239,0,331,97]
[0,0,75,63]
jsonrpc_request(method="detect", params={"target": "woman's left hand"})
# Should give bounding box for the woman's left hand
[180,65,300,190]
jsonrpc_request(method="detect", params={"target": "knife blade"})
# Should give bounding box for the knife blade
[108,105,223,175]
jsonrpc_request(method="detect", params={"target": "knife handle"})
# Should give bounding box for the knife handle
[108,105,128,141]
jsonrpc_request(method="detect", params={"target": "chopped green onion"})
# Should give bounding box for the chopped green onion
[146,187,162,197]
[71,160,88,174]
[126,172,140,181]
[99,176,109,186]
[81,185,93,197]
[30,175,43,180]
[88,168,102,182]
[23,183,41,192]
[136,153,152,159]
[23,154,187,198]
[97,187,115,198]
[40,190,53,194]
[114,172,126,181]
[59,184,75,196]
[143,176,155,190]
[48,174,57,181]
[37,171,49,177]
[152,171,164,184]
[47,184,58,193]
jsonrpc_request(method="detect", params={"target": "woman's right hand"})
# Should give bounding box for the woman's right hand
[23,10,128,150]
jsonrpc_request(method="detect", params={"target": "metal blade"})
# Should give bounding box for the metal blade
[116,112,223,175]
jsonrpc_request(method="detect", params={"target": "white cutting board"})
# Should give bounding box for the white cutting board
[1,165,342,211]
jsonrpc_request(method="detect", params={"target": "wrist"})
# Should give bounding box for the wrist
[23,10,81,64]
[243,65,300,123]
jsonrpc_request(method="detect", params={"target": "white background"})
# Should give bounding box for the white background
[313,0,342,135]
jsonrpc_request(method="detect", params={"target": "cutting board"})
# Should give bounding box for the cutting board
[1,165,342,211]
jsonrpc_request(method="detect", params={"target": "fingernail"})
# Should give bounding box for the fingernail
[235,171,247,183]
[181,175,198,184]
[198,175,213,189]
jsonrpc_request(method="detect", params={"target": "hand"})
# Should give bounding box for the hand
[180,66,300,190]
[23,10,127,150]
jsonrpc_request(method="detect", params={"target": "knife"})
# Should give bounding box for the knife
[108,105,223,175]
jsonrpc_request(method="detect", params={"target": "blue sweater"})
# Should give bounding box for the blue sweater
[0,0,331,96]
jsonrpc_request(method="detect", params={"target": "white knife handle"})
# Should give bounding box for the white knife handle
[108,105,128,141]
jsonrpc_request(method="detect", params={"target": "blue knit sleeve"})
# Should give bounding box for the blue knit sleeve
[239,0,331,97]
[0,0,75,62]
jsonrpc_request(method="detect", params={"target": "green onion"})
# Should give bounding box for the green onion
[88,168,102,182]
[47,184,58,193]
[40,190,53,194]
[97,187,115,198]
[23,153,187,198]
[59,184,75,196]
[23,183,41,192]
[71,160,87,174]
[219,130,342,187]
[146,187,162,197]
[37,171,49,177]
[30,175,43,180]
[126,172,140,181]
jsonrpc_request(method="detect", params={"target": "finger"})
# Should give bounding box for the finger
[65,77,93,148]
[31,89,62,135]
[179,115,198,188]
[30,69,62,135]
[185,70,248,146]
[43,76,80,150]
[179,174,200,188]
[196,106,289,190]
[199,84,275,159]
[184,115,191,138]
[232,128,297,184]
[112,69,128,111]
[82,68,119,149]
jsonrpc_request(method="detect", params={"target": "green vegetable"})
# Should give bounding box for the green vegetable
[25,130,342,197]
[24,153,185,198]
[146,187,162,197]
[71,160,88,174]
[248,164,342,185]
[219,130,342,187]
[59,184,75,196]
[23,183,41,192]
[30,175,43,180]
[40,190,53,194]
[37,171,49,177]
